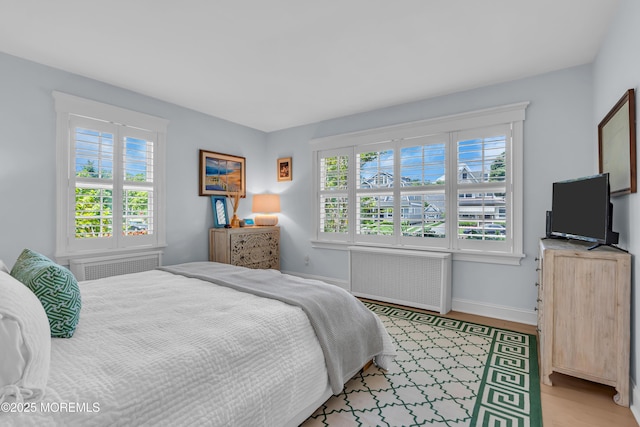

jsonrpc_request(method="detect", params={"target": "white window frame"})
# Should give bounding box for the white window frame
[355,140,396,245]
[395,134,450,249]
[453,124,512,255]
[310,102,528,265]
[53,91,168,264]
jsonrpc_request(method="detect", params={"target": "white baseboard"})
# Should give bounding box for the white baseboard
[631,378,640,425]
[451,298,537,325]
[282,270,537,325]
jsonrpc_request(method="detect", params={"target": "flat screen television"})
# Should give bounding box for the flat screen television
[550,173,619,247]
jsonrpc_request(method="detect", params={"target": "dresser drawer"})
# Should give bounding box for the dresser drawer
[209,226,280,270]
[230,231,279,268]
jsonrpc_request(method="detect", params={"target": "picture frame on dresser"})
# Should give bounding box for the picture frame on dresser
[199,150,246,196]
[211,196,228,228]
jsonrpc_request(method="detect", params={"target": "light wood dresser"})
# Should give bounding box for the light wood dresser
[537,238,631,406]
[209,226,280,270]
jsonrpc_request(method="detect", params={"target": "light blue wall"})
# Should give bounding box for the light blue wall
[0,45,600,318]
[269,64,596,313]
[2,6,636,414]
[0,52,267,267]
[593,0,640,407]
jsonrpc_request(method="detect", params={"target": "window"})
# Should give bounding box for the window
[311,103,527,264]
[54,92,168,261]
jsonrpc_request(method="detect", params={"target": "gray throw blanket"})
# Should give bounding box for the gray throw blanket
[159,262,395,394]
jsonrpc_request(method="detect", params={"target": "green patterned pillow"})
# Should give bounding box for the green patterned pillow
[10,249,81,338]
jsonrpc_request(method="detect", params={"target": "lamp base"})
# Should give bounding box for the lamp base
[254,214,278,226]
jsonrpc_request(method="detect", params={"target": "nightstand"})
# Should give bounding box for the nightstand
[209,226,280,270]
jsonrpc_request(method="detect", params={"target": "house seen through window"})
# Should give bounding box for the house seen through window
[312,103,526,263]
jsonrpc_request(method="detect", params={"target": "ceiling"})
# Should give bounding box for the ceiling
[0,1,619,132]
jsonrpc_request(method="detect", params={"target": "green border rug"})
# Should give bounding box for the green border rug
[303,302,542,427]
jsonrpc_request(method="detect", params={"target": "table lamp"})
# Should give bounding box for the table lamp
[252,194,281,226]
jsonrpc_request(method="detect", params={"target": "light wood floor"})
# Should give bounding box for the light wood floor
[365,300,639,427]
[446,310,638,427]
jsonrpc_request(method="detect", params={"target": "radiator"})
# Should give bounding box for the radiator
[349,247,452,314]
[69,251,162,281]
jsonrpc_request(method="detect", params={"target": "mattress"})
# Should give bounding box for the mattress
[2,269,331,426]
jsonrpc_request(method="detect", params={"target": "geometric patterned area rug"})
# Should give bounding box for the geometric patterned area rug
[303,302,542,427]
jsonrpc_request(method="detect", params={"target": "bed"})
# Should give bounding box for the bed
[0,254,395,426]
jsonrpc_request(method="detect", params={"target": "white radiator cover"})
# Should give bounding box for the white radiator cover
[349,247,452,314]
[69,251,162,281]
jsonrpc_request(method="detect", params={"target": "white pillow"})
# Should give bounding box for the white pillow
[0,260,8,273]
[0,271,50,403]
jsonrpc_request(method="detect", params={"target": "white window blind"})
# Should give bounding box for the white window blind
[73,125,115,240]
[54,92,167,261]
[455,125,510,253]
[318,148,350,237]
[399,135,448,247]
[311,102,527,264]
[356,143,394,243]
[121,130,155,237]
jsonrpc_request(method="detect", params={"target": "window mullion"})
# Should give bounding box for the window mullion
[347,147,356,241]
[393,141,401,243]
[446,133,457,249]
[112,129,124,247]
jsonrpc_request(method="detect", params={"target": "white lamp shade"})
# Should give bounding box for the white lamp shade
[252,194,280,225]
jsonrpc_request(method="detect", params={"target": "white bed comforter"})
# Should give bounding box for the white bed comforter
[161,262,396,394]
[2,270,331,426]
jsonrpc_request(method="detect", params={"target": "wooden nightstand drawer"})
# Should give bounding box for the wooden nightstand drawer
[209,226,280,270]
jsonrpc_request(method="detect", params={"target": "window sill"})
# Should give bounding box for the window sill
[310,240,525,265]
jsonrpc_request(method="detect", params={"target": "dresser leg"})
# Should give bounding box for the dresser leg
[613,389,629,407]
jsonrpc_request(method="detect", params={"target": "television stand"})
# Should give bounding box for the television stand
[587,242,629,253]
[537,239,631,406]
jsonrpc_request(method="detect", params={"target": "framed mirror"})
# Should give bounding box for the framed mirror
[211,196,228,228]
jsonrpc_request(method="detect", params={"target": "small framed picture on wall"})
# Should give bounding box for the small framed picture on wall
[277,157,292,182]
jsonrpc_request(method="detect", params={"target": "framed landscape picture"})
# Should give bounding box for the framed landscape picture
[199,150,246,197]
